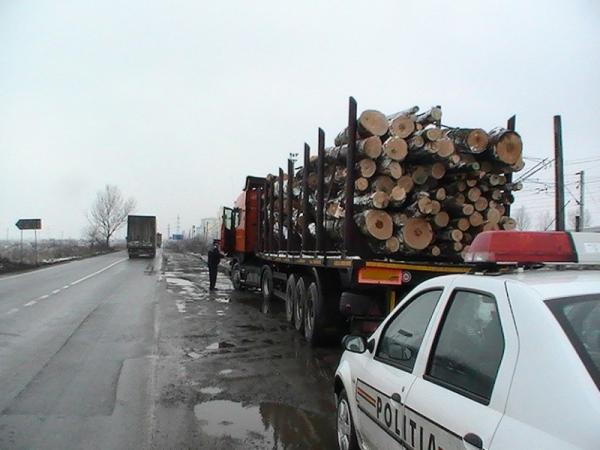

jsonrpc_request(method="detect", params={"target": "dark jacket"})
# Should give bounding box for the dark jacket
[207,247,223,268]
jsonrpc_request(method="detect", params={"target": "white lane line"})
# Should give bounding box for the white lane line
[2,257,128,317]
[0,253,127,282]
[68,258,128,286]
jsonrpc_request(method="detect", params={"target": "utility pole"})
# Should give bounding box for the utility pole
[553,115,565,231]
[577,170,585,231]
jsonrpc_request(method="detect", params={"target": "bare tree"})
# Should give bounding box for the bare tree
[513,205,532,230]
[536,210,554,231]
[88,185,136,249]
[83,224,103,248]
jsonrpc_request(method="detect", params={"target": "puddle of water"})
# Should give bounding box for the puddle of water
[207,342,235,350]
[219,369,233,375]
[166,277,195,287]
[199,386,223,395]
[193,400,335,448]
[236,325,263,332]
[215,298,230,304]
[176,301,186,313]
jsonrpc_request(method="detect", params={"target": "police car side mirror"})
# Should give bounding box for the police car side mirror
[342,335,368,354]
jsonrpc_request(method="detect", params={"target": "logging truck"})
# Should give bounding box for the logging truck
[219,97,523,346]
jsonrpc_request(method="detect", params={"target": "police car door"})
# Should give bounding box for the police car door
[403,277,518,450]
[355,289,445,450]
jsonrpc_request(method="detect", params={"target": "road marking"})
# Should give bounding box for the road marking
[3,257,128,316]
[68,258,128,286]
[0,253,127,282]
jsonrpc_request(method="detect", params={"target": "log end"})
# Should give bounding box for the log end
[389,116,415,139]
[359,110,389,137]
[402,218,433,250]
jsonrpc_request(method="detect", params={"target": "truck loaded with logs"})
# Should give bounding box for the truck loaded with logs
[219,97,523,345]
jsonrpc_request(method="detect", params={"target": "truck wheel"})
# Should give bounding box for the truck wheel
[231,263,244,291]
[304,281,326,346]
[261,267,274,315]
[294,277,308,332]
[285,274,296,324]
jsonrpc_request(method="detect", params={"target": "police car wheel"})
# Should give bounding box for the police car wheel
[337,390,359,450]
[285,274,296,323]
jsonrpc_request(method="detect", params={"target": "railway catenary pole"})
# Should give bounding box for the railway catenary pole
[553,115,566,231]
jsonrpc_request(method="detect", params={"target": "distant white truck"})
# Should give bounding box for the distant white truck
[126,215,157,258]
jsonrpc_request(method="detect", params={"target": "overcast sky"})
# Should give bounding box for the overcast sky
[1,0,599,240]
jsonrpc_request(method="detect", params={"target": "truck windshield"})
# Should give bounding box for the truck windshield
[546,294,600,390]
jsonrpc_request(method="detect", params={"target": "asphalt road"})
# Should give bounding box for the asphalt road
[0,251,160,449]
[0,250,340,450]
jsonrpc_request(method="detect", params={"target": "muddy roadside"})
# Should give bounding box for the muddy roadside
[151,250,341,449]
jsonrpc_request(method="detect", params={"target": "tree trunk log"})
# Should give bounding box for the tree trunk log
[447,128,489,154]
[357,158,377,178]
[488,128,523,165]
[372,175,396,194]
[382,137,408,161]
[396,175,414,194]
[388,115,415,139]
[355,191,390,210]
[415,107,442,126]
[378,157,403,179]
[401,218,434,250]
[355,210,393,240]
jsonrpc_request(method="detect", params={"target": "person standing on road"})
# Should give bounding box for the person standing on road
[207,241,224,290]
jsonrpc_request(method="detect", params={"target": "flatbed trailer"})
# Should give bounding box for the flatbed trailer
[219,97,510,345]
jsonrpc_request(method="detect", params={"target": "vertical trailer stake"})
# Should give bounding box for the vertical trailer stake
[287,158,294,253]
[316,128,325,253]
[302,143,310,252]
[268,179,275,252]
[505,115,516,217]
[278,168,284,250]
[344,96,358,255]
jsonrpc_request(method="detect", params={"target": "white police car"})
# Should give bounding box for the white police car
[335,231,600,450]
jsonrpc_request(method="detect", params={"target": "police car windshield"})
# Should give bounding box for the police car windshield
[547,294,600,390]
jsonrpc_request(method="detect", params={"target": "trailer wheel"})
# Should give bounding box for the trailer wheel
[261,266,274,315]
[305,281,326,346]
[231,263,244,291]
[285,274,296,323]
[294,276,308,332]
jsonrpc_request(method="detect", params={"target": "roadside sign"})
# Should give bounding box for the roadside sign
[15,219,42,230]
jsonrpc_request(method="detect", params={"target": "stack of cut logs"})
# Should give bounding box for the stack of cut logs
[269,105,523,261]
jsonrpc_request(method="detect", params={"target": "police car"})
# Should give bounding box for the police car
[334,231,600,450]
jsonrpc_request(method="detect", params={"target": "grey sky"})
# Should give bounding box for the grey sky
[1,0,599,239]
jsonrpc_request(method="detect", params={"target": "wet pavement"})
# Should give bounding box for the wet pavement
[152,250,341,449]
